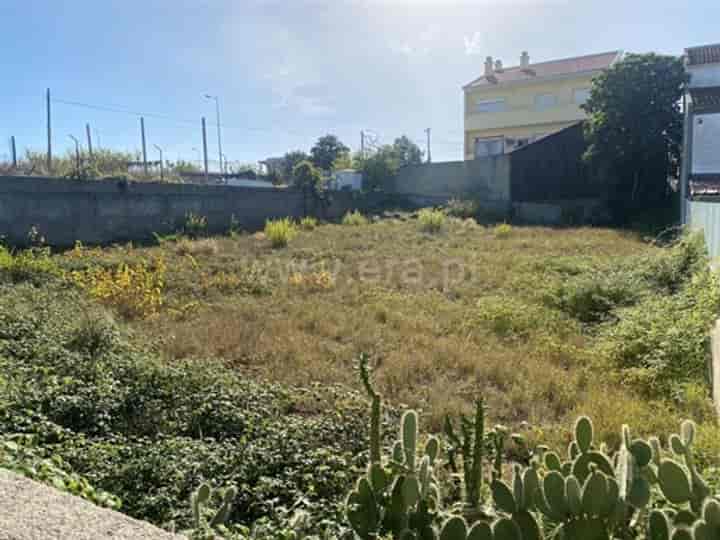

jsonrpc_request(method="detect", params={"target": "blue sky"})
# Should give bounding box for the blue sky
[1,0,718,166]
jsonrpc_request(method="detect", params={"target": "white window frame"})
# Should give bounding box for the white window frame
[475,98,506,113]
[534,93,558,111]
[573,88,591,105]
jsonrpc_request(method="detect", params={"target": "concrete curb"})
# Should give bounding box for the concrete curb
[0,468,186,540]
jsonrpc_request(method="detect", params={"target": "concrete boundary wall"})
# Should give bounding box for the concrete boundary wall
[390,155,511,205]
[0,176,365,247]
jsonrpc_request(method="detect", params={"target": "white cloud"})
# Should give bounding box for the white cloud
[464,32,484,56]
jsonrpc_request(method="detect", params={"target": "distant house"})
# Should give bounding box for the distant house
[683,43,720,200]
[462,50,622,160]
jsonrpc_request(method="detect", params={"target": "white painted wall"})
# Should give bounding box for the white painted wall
[692,113,720,174]
[689,64,720,88]
[333,170,362,191]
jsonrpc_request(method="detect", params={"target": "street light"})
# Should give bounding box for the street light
[203,94,223,176]
[68,135,80,176]
[222,153,228,175]
[153,144,164,182]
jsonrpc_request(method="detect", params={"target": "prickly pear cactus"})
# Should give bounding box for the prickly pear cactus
[527,417,659,539]
[490,464,543,540]
[186,482,237,535]
[657,421,710,514]
[347,362,442,539]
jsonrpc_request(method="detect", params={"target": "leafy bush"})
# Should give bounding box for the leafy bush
[546,269,644,323]
[0,245,62,284]
[299,216,318,230]
[418,208,445,233]
[0,438,121,509]
[184,212,209,239]
[0,284,379,534]
[444,198,480,219]
[598,266,720,397]
[264,218,297,248]
[472,296,576,340]
[493,223,512,238]
[67,257,166,319]
[342,210,368,226]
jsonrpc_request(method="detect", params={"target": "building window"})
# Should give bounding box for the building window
[475,98,506,113]
[534,93,558,111]
[573,88,591,105]
[474,137,504,158]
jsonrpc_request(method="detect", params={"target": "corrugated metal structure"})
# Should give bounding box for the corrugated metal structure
[688,199,720,258]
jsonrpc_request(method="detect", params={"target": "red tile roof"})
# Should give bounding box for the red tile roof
[687,44,720,66]
[464,51,622,89]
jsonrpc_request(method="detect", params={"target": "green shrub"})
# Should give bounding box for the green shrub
[0,438,121,509]
[342,210,368,226]
[418,208,445,233]
[597,267,720,397]
[0,245,62,284]
[639,232,707,293]
[0,283,378,533]
[493,222,512,238]
[183,212,208,239]
[444,198,479,219]
[472,296,576,339]
[546,269,644,323]
[299,216,318,230]
[264,218,297,248]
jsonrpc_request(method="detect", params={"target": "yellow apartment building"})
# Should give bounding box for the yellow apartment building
[463,50,622,160]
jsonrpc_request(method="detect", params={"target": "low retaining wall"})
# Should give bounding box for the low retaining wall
[512,199,607,225]
[390,156,511,203]
[0,176,368,247]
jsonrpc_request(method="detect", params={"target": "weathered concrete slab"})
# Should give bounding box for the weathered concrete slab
[0,469,185,540]
[711,319,720,417]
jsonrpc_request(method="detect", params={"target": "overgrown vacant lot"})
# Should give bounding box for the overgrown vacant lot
[3,215,720,535]
[58,218,719,443]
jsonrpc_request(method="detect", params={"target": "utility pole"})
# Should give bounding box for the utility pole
[10,136,17,169]
[86,123,93,159]
[680,91,692,225]
[360,131,365,161]
[424,128,432,163]
[68,135,80,176]
[201,117,209,183]
[204,94,223,175]
[153,144,164,182]
[46,88,52,173]
[140,117,148,177]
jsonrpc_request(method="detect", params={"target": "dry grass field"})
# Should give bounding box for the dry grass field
[55,215,718,452]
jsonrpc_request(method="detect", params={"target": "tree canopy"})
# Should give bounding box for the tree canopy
[392,135,424,167]
[292,160,323,191]
[582,53,687,218]
[311,134,350,171]
[281,150,310,183]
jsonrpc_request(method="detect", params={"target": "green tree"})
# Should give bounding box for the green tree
[359,145,400,191]
[582,53,687,220]
[310,134,350,171]
[281,150,310,183]
[292,160,323,191]
[393,135,424,167]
